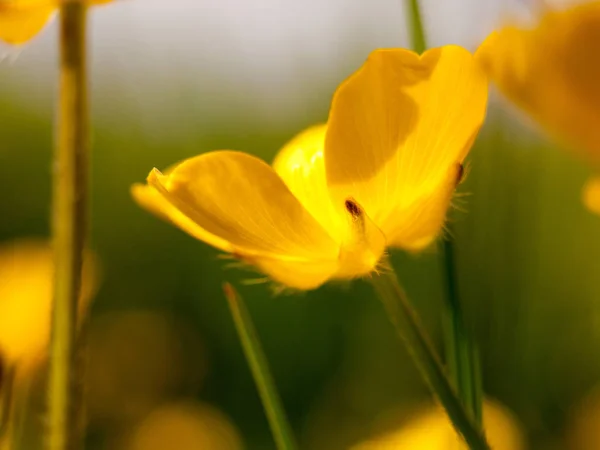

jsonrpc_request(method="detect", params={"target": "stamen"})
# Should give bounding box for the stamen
[344,197,366,237]
[336,197,386,278]
[344,198,362,218]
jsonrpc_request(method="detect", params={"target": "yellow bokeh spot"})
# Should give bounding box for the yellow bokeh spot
[0,239,98,369]
[118,402,243,450]
[352,400,524,450]
[87,311,207,424]
[583,176,600,216]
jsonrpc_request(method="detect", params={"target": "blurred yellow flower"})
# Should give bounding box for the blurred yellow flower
[0,0,113,45]
[352,400,524,450]
[115,401,243,450]
[476,1,600,212]
[0,239,98,372]
[132,46,487,290]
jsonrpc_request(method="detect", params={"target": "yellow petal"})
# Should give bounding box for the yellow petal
[131,162,222,246]
[0,1,56,45]
[583,176,600,216]
[273,124,348,239]
[325,46,487,250]
[136,151,341,290]
[273,126,387,275]
[476,2,600,162]
[0,0,115,44]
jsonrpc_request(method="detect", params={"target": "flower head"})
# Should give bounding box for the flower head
[476,2,600,211]
[132,46,488,290]
[0,0,113,45]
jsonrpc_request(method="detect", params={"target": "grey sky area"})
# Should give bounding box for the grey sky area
[0,0,576,131]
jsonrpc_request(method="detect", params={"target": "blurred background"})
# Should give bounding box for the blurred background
[2,0,600,449]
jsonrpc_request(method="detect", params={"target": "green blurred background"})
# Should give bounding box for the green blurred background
[2,1,600,449]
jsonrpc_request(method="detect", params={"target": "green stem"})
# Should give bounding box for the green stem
[370,268,490,450]
[441,236,483,425]
[406,0,426,53]
[48,3,89,450]
[405,0,484,431]
[223,284,298,450]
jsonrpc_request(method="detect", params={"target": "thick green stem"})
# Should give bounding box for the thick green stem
[48,3,89,450]
[223,284,298,450]
[441,236,483,425]
[370,268,490,450]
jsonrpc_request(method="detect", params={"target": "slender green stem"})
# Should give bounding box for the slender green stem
[48,3,89,450]
[370,268,490,450]
[441,236,483,425]
[223,284,298,450]
[406,0,426,53]
[405,0,484,430]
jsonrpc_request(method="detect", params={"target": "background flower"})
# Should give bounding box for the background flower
[476,1,600,212]
[0,0,114,45]
[0,238,98,372]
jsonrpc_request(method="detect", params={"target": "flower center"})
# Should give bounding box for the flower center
[335,198,386,279]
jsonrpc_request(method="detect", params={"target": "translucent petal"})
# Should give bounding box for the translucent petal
[476,2,600,162]
[273,126,386,273]
[135,151,340,290]
[131,162,226,247]
[272,124,348,241]
[325,46,487,250]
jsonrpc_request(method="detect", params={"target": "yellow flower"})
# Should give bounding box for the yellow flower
[0,239,98,372]
[132,46,488,290]
[0,0,113,45]
[352,400,524,450]
[475,2,600,211]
